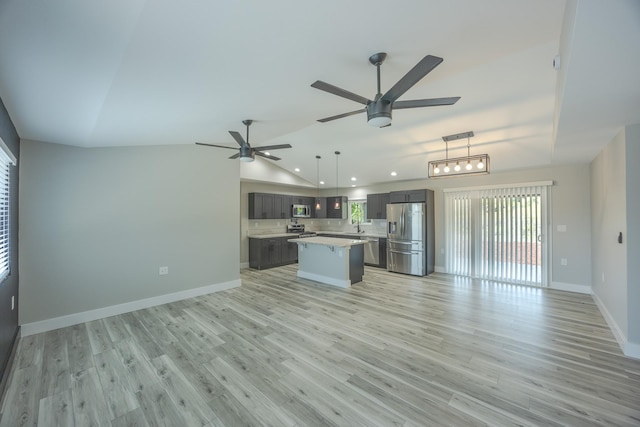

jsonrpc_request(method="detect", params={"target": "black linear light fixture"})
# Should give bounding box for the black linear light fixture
[428,131,489,178]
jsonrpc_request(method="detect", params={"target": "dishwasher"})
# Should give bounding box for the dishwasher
[361,237,380,266]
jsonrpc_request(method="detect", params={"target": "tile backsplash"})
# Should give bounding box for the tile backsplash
[246,218,387,236]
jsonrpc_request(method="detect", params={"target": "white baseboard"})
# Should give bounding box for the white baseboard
[591,291,640,359]
[20,279,241,337]
[434,265,446,273]
[240,262,250,269]
[550,281,592,294]
[625,341,640,360]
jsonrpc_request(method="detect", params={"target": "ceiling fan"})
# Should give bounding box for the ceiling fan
[311,52,460,127]
[195,120,291,162]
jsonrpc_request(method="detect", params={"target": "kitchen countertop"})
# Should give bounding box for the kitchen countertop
[248,231,387,239]
[248,232,386,239]
[248,233,297,239]
[288,236,368,247]
[316,231,386,238]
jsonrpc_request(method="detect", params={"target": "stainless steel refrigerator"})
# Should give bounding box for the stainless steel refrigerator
[386,197,434,276]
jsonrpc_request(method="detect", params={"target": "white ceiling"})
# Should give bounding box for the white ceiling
[0,0,638,188]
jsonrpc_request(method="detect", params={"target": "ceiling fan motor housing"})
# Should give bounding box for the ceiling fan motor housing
[366,101,392,127]
[239,145,255,162]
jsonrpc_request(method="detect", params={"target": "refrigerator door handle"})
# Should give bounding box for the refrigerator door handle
[390,250,420,256]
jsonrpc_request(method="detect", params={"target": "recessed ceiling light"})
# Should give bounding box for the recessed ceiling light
[390,171,397,176]
[320,181,325,185]
[294,168,300,172]
[351,177,356,181]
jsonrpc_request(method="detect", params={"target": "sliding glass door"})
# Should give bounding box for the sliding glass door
[445,183,550,286]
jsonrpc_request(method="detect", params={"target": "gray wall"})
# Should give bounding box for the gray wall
[625,124,640,346]
[0,98,19,391]
[19,140,239,324]
[591,123,640,353]
[590,130,627,337]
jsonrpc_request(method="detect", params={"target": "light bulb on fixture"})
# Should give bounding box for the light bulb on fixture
[434,165,440,174]
[466,161,472,170]
[444,163,450,173]
[477,159,484,169]
[454,162,461,172]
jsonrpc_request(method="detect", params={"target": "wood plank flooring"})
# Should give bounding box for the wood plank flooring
[2,266,639,426]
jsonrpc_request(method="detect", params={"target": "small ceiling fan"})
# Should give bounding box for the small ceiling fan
[311,52,460,127]
[195,120,291,162]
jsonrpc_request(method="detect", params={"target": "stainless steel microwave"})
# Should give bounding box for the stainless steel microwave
[292,204,311,218]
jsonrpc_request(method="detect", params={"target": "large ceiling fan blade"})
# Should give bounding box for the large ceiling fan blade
[256,151,281,161]
[254,144,292,151]
[393,97,460,109]
[228,130,247,147]
[228,153,240,159]
[381,55,443,103]
[311,80,371,105]
[195,142,238,150]
[318,108,365,123]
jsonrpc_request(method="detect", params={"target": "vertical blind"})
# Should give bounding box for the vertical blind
[445,182,550,286]
[0,137,16,282]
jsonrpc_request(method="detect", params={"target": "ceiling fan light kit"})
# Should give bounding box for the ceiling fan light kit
[312,52,460,127]
[428,131,490,178]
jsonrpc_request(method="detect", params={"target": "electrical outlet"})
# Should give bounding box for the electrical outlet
[159,266,169,275]
[560,258,567,266]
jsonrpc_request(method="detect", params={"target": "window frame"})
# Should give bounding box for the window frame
[0,137,16,284]
[349,199,370,225]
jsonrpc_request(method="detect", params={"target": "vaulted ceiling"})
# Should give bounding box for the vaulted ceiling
[0,0,638,187]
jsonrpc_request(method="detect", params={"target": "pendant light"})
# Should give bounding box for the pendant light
[428,131,490,178]
[334,151,341,209]
[315,155,322,210]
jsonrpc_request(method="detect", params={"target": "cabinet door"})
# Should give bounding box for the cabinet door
[388,191,406,204]
[326,196,347,218]
[274,194,291,219]
[378,193,389,219]
[367,193,389,219]
[285,240,298,263]
[249,193,273,219]
[406,189,427,203]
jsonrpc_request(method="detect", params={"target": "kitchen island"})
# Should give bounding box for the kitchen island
[288,236,367,288]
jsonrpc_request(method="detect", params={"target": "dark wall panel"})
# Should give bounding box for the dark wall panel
[0,96,19,394]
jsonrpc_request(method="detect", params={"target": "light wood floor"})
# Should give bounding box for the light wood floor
[2,266,640,426]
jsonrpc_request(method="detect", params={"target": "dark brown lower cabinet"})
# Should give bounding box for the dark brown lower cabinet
[249,237,298,270]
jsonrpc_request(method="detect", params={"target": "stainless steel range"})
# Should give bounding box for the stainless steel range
[287,224,317,238]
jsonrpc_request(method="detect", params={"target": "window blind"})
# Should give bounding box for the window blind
[0,137,16,282]
[445,182,550,286]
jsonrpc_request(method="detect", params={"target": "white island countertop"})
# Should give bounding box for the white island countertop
[287,236,368,247]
